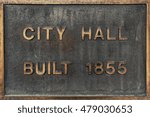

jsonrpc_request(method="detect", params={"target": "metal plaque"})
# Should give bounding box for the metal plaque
[4,4,146,96]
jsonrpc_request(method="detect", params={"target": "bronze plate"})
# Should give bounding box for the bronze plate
[2,4,146,96]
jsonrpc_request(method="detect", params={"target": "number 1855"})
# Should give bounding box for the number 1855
[86,61,127,75]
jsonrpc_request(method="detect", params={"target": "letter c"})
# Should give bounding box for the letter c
[23,27,35,40]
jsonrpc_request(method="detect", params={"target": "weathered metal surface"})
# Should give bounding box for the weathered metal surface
[4,5,146,96]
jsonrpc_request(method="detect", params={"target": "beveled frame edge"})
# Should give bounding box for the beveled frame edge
[0,4,4,99]
[0,1,150,100]
[147,2,150,97]
[0,0,149,4]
